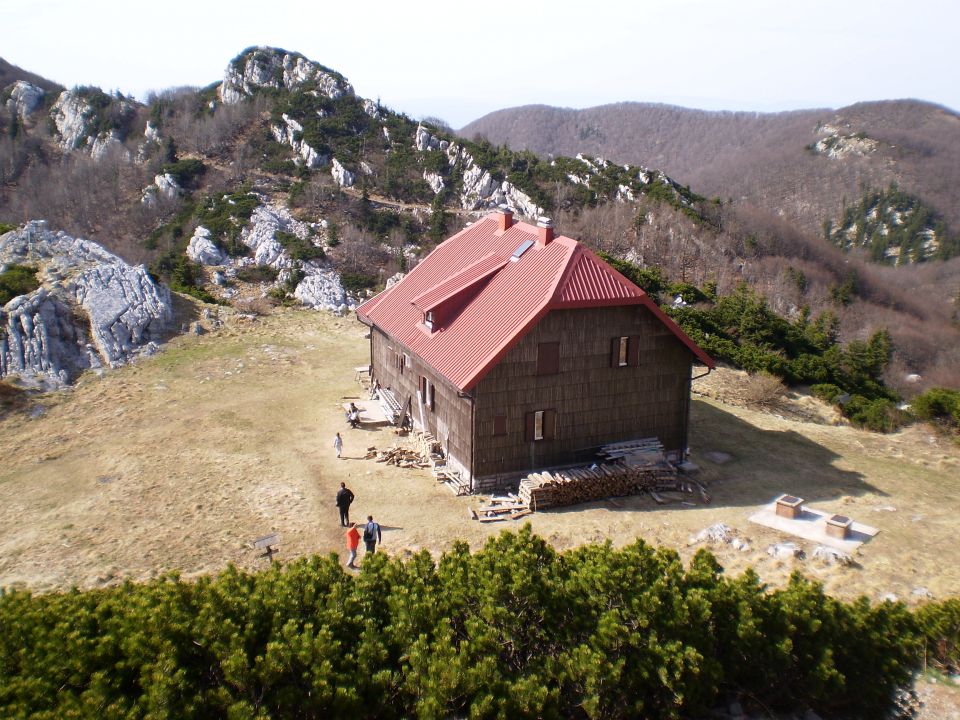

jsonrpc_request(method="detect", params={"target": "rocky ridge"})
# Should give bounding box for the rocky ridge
[1,222,172,387]
[415,124,543,218]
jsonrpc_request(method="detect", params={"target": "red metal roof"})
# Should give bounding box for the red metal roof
[356,213,713,391]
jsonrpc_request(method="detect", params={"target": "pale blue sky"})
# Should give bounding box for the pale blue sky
[4,0,957,127]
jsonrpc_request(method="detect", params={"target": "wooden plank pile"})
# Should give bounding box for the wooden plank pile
[517,438,703,511]
[469,494,533,523]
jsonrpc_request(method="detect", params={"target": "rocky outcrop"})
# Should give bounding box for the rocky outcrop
[5,81,45,120]
[219,47,354,104]
[240,204,308,268]
[227,203,354,312]
[270,113,324,168]
[90,131,130,162]
[50,90,94,150]
[0,221,172,387]
[186,226,225,266]
[331,158,355,188]
[49,89,136,159]
[415,124,541,218]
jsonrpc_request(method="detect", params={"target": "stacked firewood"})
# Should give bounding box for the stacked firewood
[517,438,702,511]
[367,445,431,468]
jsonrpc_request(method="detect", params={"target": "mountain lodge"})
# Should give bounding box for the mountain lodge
[355,208,713,492]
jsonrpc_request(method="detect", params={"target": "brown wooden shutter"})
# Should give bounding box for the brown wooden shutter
[543,409,557,439]
[628,335,640,367]
[429,382,436,411]
[524,412,535,441]
[610,337,620,367]
[493,415,507,436]
[537,342,560,375]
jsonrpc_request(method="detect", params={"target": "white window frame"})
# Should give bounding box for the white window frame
[534,410,545,441]
[618,336,629,367]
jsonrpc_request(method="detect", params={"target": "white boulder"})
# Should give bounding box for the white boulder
[6,81,45,120]
[331,158,355,188]
[293,270,352,311]
[186,226,225,266]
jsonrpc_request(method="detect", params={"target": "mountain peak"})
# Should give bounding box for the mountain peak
[218,46,353,105]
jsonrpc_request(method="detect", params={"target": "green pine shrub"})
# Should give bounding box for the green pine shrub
[0,529,925,719]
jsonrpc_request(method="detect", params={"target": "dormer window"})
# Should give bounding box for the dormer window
[424,311,435,332]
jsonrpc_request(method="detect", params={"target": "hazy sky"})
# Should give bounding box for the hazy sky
[4,0,958,127]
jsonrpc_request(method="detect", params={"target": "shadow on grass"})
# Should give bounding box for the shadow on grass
[546,399,881,515]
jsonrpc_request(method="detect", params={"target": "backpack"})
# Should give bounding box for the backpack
[362,526,373,543]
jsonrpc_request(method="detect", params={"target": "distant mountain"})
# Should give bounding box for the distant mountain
[0,57,63,95]
[460,100,960,252]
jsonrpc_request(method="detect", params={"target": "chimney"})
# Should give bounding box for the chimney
[497,205,513,232]
[536,217,554,246]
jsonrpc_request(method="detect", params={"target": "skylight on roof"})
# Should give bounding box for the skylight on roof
[510,239,535,262]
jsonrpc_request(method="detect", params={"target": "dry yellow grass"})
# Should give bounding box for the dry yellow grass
[1,307,958,609]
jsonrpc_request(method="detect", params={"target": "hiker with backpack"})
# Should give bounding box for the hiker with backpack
[362,515,381,554]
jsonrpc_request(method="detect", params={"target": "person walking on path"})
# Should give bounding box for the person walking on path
[333,432,343,459]
[345,522,360,569]
[336,482,355,527]
[363,515,382,554]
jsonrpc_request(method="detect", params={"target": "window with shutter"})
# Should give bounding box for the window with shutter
[525,409,557,441]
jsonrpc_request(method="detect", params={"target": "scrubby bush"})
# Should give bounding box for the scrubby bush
[340,272,377,293]
[234,265,279,283]
[0,264,39,305]
[274,230,324,262]
[911,387,960,432]
[160,158,206,188]
[915,599,960,671]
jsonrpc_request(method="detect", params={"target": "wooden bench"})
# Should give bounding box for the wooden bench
[253,533,281,563]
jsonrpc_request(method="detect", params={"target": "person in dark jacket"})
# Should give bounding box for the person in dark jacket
[363,515,382,554]
[335,482,355,526]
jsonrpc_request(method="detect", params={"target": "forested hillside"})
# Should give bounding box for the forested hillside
[2,47,959,396]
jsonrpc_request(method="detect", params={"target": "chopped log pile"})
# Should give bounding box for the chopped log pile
[365,445,431,468]
[517,438,709,511]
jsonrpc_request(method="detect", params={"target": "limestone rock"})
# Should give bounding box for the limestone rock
[219,47,354,104]
[384,272,405,289]
[767,542,805,560]
[89,131,130,162]
[239,204,311,268]
[293,271,351,312]
[141,173,181,206]
[0,221,172,386]
[424,171,445,194]
[186,226,225,266]
[811,545,853,566]
[50,90,94,150]
[331,158,355,188]
[271,113,325,168]
[5,80,45,120]
[362,98,381,118]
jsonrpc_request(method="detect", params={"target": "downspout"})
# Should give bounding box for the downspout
[458,388,476,493]
[684,364,711,460]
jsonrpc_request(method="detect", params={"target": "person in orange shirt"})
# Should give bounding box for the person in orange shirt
[345,521,360,569]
